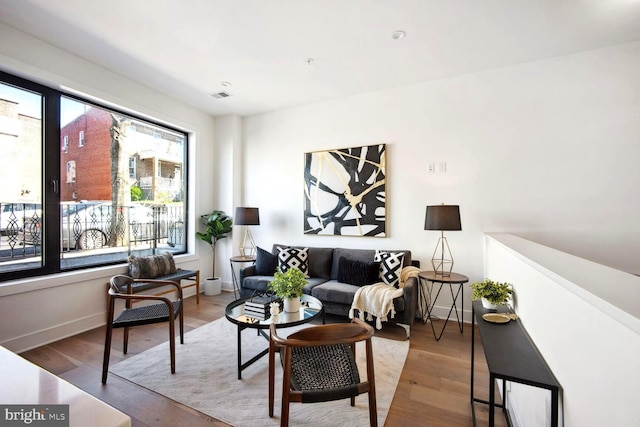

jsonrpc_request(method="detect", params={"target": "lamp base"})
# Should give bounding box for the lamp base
[431,236,454,277]
[239,247,256,257]
[239,227,256,257]
[431,262,453,277]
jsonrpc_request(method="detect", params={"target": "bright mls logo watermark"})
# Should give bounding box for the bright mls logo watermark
[0,405,69,426]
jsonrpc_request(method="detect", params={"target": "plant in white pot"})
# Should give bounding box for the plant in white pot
[195,210,232,295]
[268,267,307,312]
[470,279,513,311]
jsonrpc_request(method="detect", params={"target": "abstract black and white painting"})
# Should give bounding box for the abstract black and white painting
[304,144,386,237]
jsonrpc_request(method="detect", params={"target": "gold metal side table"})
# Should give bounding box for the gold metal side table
[418,271,469,341]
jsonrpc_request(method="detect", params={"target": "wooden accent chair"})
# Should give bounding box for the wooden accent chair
[102,274,184,384]
[268,318,377,427]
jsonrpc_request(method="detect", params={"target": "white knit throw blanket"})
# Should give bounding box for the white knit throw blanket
[348,266,421,329]
[349,283,403,329]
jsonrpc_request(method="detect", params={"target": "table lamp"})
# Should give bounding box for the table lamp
[234,207,260,257]
[424,204,461,276]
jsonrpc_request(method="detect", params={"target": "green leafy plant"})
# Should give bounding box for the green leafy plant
[470,279,513,306]
[130,185,143,201]
[195,210,232,278]
[268,267,307,299]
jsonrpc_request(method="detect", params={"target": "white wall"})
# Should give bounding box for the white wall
[239,40,640,320]
[213,115,244,290]
[1,23,638,354]
[0,23,218,352]
[484,233,640,427]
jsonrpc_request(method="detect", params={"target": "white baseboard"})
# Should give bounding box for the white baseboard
[423,303,473,324]
[3,291,201,354]
[2,312,105,354]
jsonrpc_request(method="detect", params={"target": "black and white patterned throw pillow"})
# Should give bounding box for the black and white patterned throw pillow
[374,250,405,288]
[277,247,310,278]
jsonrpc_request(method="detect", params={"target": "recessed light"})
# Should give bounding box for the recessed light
[221,81,232,87]
[391,30,406,40]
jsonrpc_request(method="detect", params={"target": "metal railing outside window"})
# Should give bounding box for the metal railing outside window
[0,201,185,272]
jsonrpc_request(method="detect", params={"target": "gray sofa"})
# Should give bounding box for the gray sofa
[239,244,418,338]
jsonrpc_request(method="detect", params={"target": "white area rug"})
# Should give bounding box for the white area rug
[110,318,409,426]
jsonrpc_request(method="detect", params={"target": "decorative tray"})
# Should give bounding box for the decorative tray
[482,313,518,323]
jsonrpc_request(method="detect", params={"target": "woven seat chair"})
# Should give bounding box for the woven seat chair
[102,274,184,384]
[268,318,377,427]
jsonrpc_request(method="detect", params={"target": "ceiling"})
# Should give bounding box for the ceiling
[1,0,640,117]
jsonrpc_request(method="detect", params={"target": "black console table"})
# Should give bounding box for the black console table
[471,300,561,426]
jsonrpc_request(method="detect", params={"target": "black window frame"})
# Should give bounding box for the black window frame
[0,70,189,282]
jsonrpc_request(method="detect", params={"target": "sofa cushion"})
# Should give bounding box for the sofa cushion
[242,275,274,294]
[302,277,330,295]
[272,244,333,279]
[337,257,380,286]
[243,275,327,297]
[374,250,405,288]
[128,252,176,279]
[277,246,310,277]
[255,246,278,275]
[318,280,406,312]
[331,248,376,280]
[311,280,361,306]
[307,247,334,279]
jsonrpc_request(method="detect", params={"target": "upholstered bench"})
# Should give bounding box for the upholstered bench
[127,253,201,303]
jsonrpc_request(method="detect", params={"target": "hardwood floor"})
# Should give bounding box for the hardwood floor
[19,292,507,426]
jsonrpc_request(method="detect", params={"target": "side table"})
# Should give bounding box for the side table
[229,255,256,299]
[418,271,469,341]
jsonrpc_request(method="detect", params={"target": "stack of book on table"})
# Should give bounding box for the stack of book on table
[244,293,279,320]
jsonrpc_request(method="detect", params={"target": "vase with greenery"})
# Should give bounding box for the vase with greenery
[470,279,513,310]
[195,210,232,294]
[268,267,307,312]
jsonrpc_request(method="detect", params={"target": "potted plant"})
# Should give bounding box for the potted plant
[268,267,307,312]
[470,279,513,310]
[196,210,233,295]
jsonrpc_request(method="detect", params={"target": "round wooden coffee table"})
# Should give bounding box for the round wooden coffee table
[225,294,324,379]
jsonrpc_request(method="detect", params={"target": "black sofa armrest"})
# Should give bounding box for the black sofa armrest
[396,275,418,325]
[239,264,256,280]
[238,265,257,293]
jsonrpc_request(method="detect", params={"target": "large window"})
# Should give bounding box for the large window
[0,71,188,281]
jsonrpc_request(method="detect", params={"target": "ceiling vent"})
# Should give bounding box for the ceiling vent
[210,91,232,99]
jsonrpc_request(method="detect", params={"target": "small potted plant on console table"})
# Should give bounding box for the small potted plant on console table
[470,279,513,311]
[269,267,307,312]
